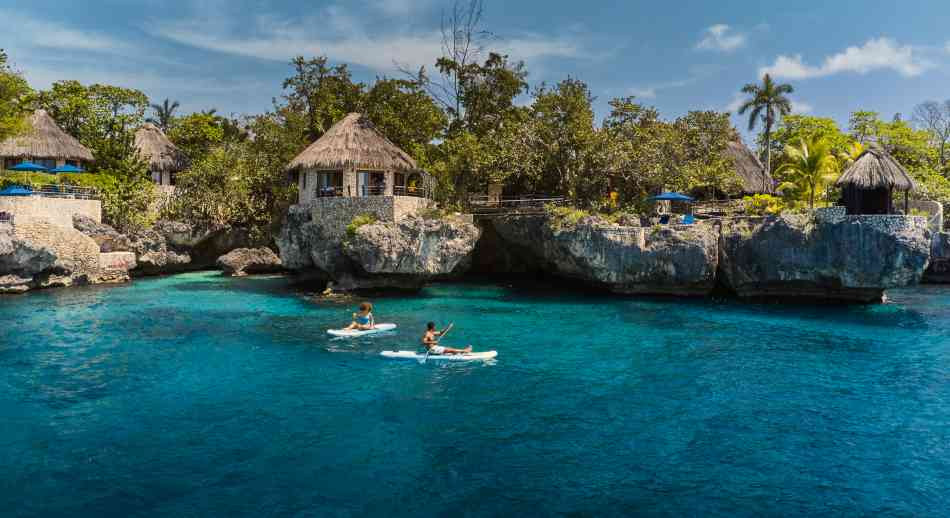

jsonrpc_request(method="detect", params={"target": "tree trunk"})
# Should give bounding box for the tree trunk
[765,127,772,180]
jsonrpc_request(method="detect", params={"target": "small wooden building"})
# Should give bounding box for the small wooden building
[0,110,94,170]
[835,146,916,215]
[725,139,774,194]
[134,123,190,187]
[287,113,430,204]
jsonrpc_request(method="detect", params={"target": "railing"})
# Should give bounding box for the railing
[33,184,100,200]
[393,185,425,197]
[360,185,387,196]
[315,186,344,198]
[469,195,566,216]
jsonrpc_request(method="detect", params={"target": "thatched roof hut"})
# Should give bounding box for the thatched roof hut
[134,123,189,174]
[287,113,418,172]
[725,139,773,194]
[836,146,916,214]
[0,109,94,165]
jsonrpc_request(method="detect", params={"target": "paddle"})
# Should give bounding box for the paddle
[423,323,453,364]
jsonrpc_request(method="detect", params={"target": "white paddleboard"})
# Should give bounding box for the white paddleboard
[327,323,397,337]
[380,350,498,361]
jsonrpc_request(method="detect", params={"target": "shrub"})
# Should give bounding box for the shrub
[743,194,786,216]
[546,204,589,228]
[346,213,377,237]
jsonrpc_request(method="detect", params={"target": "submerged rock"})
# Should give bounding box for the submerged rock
[492,216,720,296]
[719,214,931,302]
[217,247,283,276]
[128,228,193,276]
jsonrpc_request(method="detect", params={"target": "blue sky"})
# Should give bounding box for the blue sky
[4,0,950,137]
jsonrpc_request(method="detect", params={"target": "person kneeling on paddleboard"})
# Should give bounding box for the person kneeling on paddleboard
[422,322,471,355]
[345,302,375,331]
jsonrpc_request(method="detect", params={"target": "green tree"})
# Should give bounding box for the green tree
[775,136,840,209]
[364,78,447,158]
[147,98,180,132]
[281,56,365,142]
[167,112,225,162]
[0,50,31,141]
[677,110,741,199]
[769,115,852,159]
[737,74,794,175]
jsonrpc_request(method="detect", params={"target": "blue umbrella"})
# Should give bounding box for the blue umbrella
[650,191,694,202]
[49,164,84,173]
[7,161,49,172]
[0,185,33,196]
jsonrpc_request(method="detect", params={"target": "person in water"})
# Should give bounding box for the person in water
[345,302,375,330]
[422,322,471,355]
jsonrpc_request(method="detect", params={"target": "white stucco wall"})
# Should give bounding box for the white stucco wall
[0,196,101,228]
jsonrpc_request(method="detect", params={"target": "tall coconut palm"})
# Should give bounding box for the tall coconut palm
[775,136,840,210]
[737,74,794,176]
[147,98,180,132]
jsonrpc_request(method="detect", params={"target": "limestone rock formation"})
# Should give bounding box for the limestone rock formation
[345,216,480,276]
[217,247,283,276]
[277,208,481,290]
[924,231,950,283]
[72,214,132,253]
[492,216,720,296]
[719,214,931,302]
[0,221,134,293]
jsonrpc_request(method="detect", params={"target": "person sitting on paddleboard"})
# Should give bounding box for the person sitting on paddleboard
[422,322,471,355]
[345,302,375,330]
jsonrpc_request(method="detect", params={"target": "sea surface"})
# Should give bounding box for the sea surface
[2,272,950,517]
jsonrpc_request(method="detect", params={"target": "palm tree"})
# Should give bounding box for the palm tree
[738,74,794,176]
[147,98,180,132]
[837,141,866,168]
[775,136,840,210]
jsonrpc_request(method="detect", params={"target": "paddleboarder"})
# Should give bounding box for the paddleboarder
[422,322,471,355]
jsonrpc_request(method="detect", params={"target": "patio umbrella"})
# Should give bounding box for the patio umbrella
[49,164,84,173]
[650,192,694,202]
[0,185,33,196]
[7,161,49,172]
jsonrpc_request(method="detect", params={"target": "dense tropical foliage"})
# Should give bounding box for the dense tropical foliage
[3,1,950,235]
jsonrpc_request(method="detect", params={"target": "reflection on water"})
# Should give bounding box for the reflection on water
[1,272,950,516]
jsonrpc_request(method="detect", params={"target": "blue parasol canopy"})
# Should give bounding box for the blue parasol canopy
[0,185,33,196]
[49,164,84,173]
[650,191,694,202]
[7,161,49,172]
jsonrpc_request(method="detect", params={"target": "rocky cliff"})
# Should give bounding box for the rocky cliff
[924,231,950,283]
[719,215,931,302]
[491,216,720,295]
[277,208,480,290]
[0,221,135,293]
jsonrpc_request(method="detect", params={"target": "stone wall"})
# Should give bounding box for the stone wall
[907,200,943,233]
[0,196,101,228]
[393,196,431,221]
[298,195,431,235]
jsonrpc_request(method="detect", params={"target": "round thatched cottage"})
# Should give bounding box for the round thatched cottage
[287,113,431,204]
[0,110,94,170]
[836,146,916,215]
[134,123,190,187]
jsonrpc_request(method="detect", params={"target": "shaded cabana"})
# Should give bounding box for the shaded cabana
[835,146,916,215]
[0,110,94,171]
[287,113,432,204]
[725,139,774,194]
[134,123,190,187]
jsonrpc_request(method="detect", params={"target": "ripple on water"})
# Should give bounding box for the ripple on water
[1,272,950,516]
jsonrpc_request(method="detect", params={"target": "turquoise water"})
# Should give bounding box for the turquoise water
[2,272,950,516]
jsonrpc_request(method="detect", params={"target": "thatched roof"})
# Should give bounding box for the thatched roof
[0,109,94,162]
[726,139,773,194]
[836,146,916,192]
[134,123,190,173]
[287,113,418,172]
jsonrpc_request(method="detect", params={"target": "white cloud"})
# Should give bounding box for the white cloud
[0,9,129,53]
[724,93,745,113]
[628,78,694,100]
[150,10,584,74]
[371,0,432,16]
[629,87,657,99]
[696,24,747,53]
[791,100,813,114]
[760,38,931,79]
